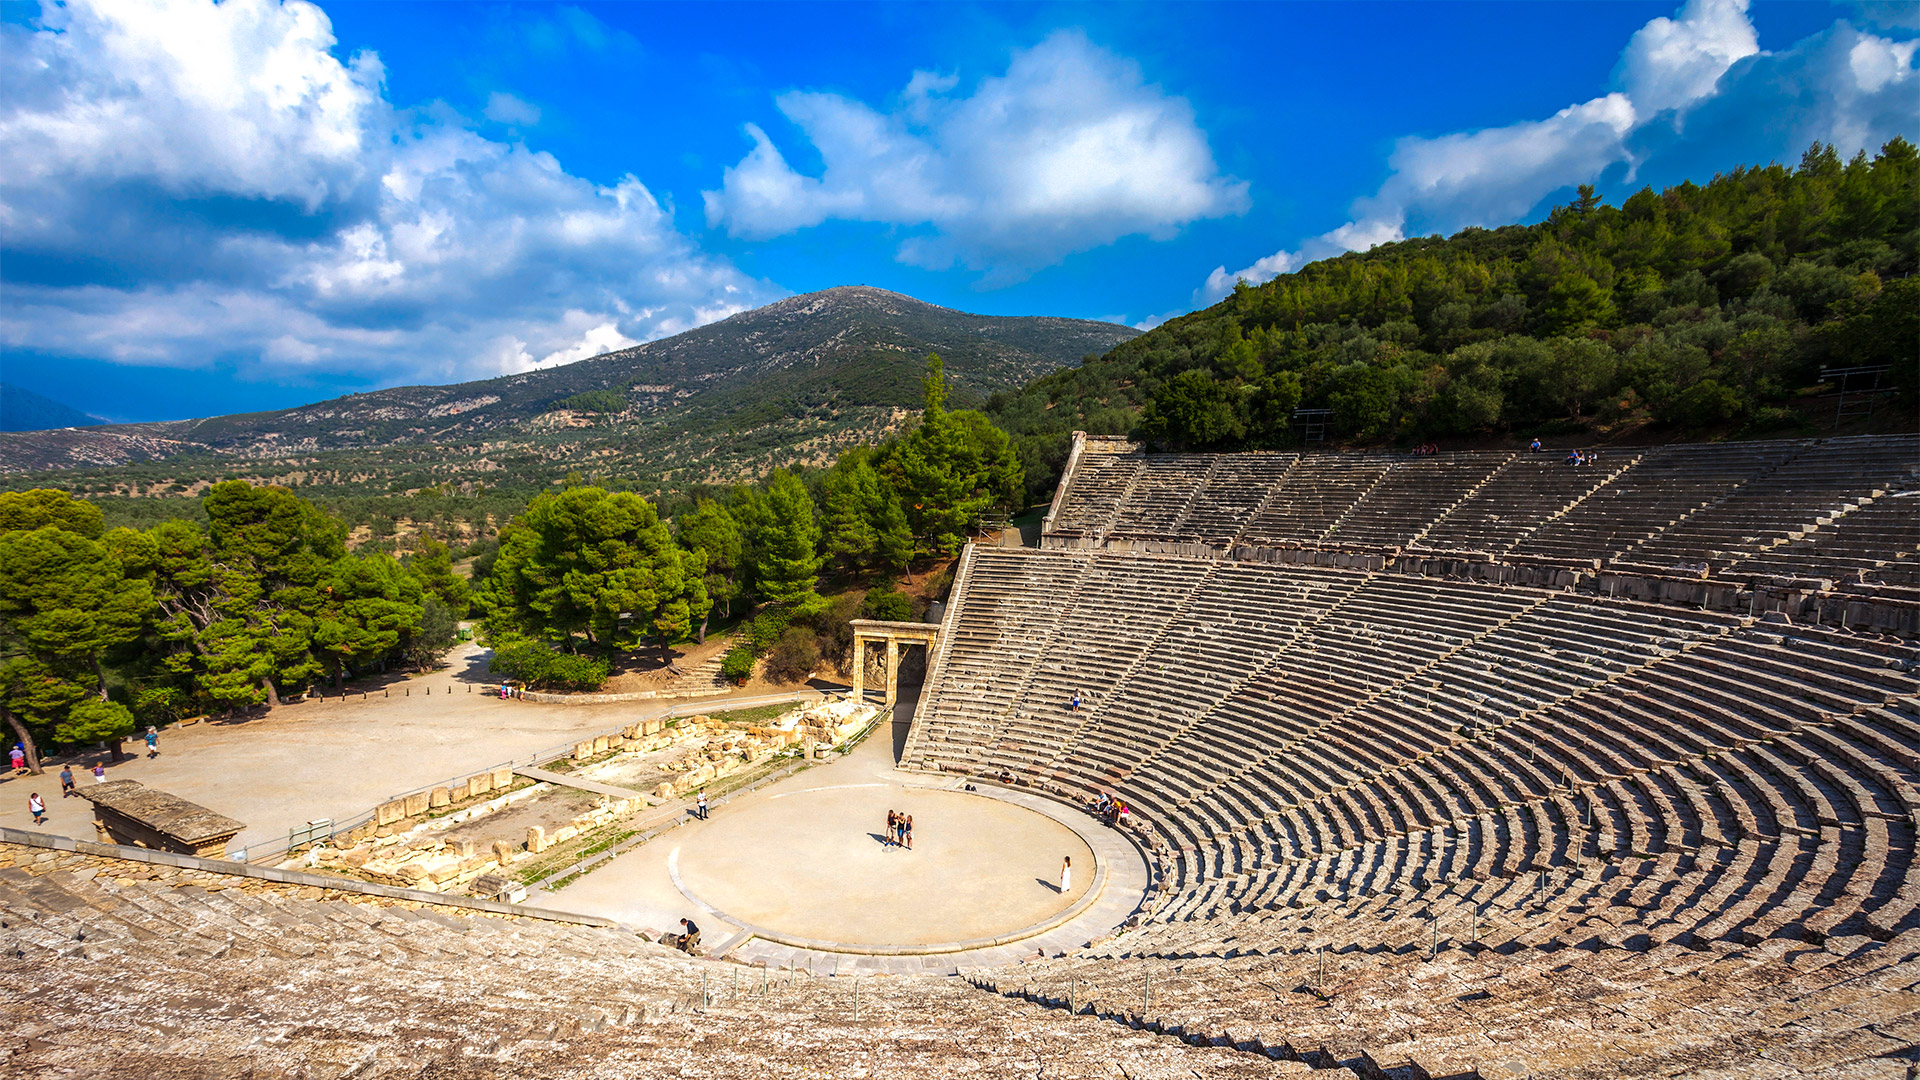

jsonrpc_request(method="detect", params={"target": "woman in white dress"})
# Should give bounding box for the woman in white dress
[1059,856,1072,894]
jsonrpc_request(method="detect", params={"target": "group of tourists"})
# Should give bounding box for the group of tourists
[1089,790,1129,827]
[883,809,915,849]
[16,729,167,828]
[1528,437,1603,467]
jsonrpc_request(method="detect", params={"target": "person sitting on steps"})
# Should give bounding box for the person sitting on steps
[676,918,701,954]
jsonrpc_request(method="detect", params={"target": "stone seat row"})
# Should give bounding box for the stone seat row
[994,924,1919,1079]
[0,846,1291,1079]
[1047,436,1918,580]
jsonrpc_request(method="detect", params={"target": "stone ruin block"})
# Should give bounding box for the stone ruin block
[573,741,593,762]
[592,736,609,755]
[652,783,675,802]
[622,723,641,739]
[404,792,430,817]
[429,787,451,809]
[641,719,662,736]
[492,840,516,865]
[526,826,548,854]
[552,825,578,844]
[469,772,494,797]
[376,800,407,827]
[454,839,476,859]
[491,767,513,790]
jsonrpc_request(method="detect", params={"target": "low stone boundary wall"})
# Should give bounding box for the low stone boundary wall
[0,827,620,928]
[519,686,733,706]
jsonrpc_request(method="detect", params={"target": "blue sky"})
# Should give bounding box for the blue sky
[1,0,1914,423]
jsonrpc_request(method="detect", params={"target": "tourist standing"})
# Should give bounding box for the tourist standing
[145,726,159,758]
[904,814,914,851]
[91,761,106,783]
[9,745,22,774]
[1059,856,1072,894]
[696,790,708,820]
[885,810,898,848]
[59,766,75,798]
[27,792,46,825]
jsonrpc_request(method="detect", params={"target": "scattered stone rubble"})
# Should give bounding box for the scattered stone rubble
[285,702,877,896]
[647,700,878,801]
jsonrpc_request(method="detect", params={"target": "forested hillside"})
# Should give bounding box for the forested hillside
[990,140,1919,500]
[0,357,1019,768]
[0,287,1133,476]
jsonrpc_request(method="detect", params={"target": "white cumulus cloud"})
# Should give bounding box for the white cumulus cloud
[0,0,774,395]
[1199,0,1914,304]
[704,30,1248,283]
[482,91,541,127]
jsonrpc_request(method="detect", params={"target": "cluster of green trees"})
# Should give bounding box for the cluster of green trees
[989,140,1918,491]
[0,485,469,773]
[554,389,629,414]
[477,356,1020,688]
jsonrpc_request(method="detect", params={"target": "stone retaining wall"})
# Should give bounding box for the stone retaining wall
[0,829,618,927]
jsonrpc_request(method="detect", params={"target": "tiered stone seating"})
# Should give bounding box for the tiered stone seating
[1175,453,1297,545]
[1325,451,1513,548]
[0,843,1278,1079]
[989,888,1918,1078]
[1729,491,1920,584]
[1041,563,1363,797]
[1240,457,1393,544]
[984,555,1216,775]
[1046,439,1914,593]
[1105,455,1222,538]
[1049,451,1144,538]
[904,434,1920,1077]
[1415,452,1641,554]
[1510,441,1806,562]
[1618,434,1919,572]
[908,538,1918,1076]
[910,549,1090,771]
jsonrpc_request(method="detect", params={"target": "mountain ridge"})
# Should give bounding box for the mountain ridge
[1,384,106,433]
[0,286,1138,474]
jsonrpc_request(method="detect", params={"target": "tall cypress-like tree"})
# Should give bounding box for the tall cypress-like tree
[880,355,1024,554]
[752,470,825,617]
[675,499,744,639]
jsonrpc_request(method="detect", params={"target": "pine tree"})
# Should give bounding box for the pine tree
[752,470,825,617]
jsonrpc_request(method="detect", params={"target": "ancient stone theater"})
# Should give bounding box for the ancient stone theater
[4,432,1918,1079]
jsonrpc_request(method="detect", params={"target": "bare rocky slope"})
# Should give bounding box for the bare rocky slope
[0,287,1137,475]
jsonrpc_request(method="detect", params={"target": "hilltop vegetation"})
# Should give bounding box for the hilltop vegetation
[0,286,1128,545]
[0,287,1134,478]
[5,142,1914,568]
[990,140,1919,499]
[0,357,1017,770]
